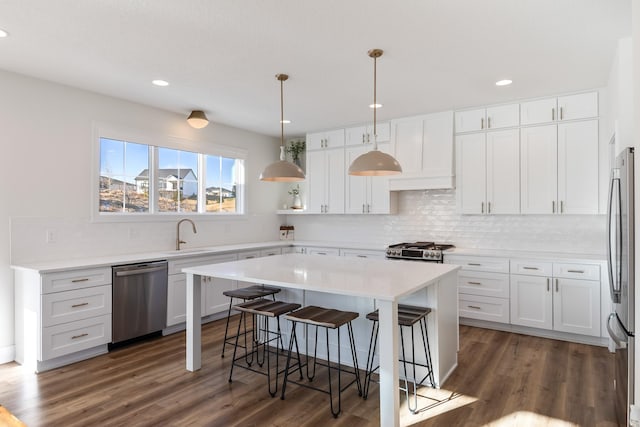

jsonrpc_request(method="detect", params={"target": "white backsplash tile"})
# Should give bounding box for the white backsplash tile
[286,190,606,255]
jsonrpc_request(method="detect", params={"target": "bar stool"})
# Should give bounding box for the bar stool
[221,284,281,358]
[362,304,435,414]
[228,298,301,397]
[281,305,363,418]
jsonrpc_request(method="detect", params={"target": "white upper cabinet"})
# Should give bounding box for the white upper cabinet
[456,133,486,214]
[389,111,454,190]
[307,129,345,150]
[455,104,519,133]
[520,92,598,125]
[345,122,390,146]
[345,143,397,214]
[306,148,345,214]
[521,120,599,215]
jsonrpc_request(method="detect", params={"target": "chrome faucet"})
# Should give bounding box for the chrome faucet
[176,219,197,250]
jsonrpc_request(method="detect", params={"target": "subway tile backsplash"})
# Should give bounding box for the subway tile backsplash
[287,190,606,254]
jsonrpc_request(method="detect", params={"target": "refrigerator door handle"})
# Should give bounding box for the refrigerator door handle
[607,313,627,347]
[608,172,622,303]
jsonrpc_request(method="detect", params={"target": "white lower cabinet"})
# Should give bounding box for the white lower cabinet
[510,261,601,337]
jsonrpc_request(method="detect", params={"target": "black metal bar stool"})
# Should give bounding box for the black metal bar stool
[228,298,301,397]
[221,284,281,358]
[281,305,363,418]
[362,304,435,414]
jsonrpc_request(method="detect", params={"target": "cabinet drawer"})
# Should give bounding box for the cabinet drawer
[459,294,509,324]
[41,314,112,360]
[339,249,385,259]
[237,250,261,260]
[458,271,509,299]
[445,256,509,273]
[553,263,600,281]
[42,267,111,294]
[42,285,112,327]
[306,247,340,256]
[169,254,237,275]
[260,248,282,257]
[511,260,553,277]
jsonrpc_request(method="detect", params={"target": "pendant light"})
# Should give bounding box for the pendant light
[187,110,209,128]
[260,74,306,182]
[348,49,402,176]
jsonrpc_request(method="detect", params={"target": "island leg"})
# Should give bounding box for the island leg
[377,299,400,427]
[186,273,202,371]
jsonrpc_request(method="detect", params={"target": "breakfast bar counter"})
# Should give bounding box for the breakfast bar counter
[183,253,460,427]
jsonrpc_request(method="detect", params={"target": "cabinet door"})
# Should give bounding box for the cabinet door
[486,104,519,129]
[305,150,326,213]
[370,121,391,143]
[455,108,485,133]
[553,278,601,336]
[345,146,368,213]
[324,129,345,149]
[557,92,598,121]
[456,133,486,214]
[345,125,368,146]
[367,143,394,214]
[520,125,558,214]
[325,148,345,214]
[167,274,188,326]
[486,129,520,214]
[203,254,238,316]
[520,98,557,125]
[306,132,325,150]
[557,120,599,214]
[510,274,553,330]
[392,117,424,174]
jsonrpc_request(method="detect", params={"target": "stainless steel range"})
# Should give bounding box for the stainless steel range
[385,242,455,263]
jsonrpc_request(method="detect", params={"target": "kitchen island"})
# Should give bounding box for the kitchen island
[183,253,459,427]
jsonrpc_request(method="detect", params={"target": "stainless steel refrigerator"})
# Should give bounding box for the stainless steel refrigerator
[607,146,635,426]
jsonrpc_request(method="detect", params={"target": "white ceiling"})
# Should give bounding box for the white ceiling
[0,0,632,137]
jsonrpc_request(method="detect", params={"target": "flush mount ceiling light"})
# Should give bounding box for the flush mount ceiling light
[152,79,169,87]
[187,110,209,129]
[260,74,305,182]
[495,79,513,86]
[0,29,8,38]
[348,49,402,176]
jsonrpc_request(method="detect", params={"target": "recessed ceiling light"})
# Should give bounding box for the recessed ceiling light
[495,79,512,86]
[152,79,169,87]
[369,103,383,109]
[0,29,9,38]
[280,120,291,124]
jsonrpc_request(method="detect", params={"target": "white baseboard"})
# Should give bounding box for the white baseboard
[0,345,16,364]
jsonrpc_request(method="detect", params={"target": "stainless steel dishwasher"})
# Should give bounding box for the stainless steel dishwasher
[112,260,168,344]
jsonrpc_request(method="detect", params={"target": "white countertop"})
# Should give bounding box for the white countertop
[183,253,460,301]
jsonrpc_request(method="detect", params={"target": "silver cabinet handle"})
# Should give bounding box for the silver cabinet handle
[362,204,366,214]
[317,252,327,255]
[468,263,481,266]
[367,134,371,143]
[467,305,481,310]
[560,200,564,213]
[367,204,371,213]
[71,278,90,283]
[547,278,550,291]
[357,255,367,258]
[488,201,491,214]
[71,302,89,308]
[71,333,89,340]
[480,118,484,129]
[552,200,556,213]
[468,281,482,285]
[555,278,559,292]
[560,107,564,120]
[481,202,484,214]
[552,108,555,121]
[362,134,365,143]
[487,117,492,129]
[567,269,585,274]
[523,266,539,270]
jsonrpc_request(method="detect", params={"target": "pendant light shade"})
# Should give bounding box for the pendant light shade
[348,49,402,176]
[187,110,209,129]
[260,74,305,182]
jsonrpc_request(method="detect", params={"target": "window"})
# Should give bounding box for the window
[97,135,244,217]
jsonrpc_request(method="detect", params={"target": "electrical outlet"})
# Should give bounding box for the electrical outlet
[46,229,56,243]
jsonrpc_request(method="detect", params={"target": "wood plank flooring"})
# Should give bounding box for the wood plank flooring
[0,319,618,426]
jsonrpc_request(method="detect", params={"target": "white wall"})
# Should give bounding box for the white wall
[0,70,285,361]
[285,190,606,253]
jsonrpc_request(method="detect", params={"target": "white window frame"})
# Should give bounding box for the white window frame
[91,122,247,222]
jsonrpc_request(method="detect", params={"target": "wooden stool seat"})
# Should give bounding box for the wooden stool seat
[365,304,432,326]
[285,305,358,329]
[234,299,301,318]
[223,285,281,299]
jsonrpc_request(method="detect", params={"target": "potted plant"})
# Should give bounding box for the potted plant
[288,184,302,209]
[286,140,305,168]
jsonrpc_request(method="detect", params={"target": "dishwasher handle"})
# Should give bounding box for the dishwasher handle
[114,265,167,277]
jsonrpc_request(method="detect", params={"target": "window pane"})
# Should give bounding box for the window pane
[157,148,199,213]
[99,138,149,212]
[205,155,239,213]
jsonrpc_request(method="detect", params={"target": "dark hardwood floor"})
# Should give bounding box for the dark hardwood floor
[0,319,617,426]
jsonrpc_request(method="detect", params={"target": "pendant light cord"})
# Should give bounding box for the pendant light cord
[280,77,285,148]
[373,54,377,140]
